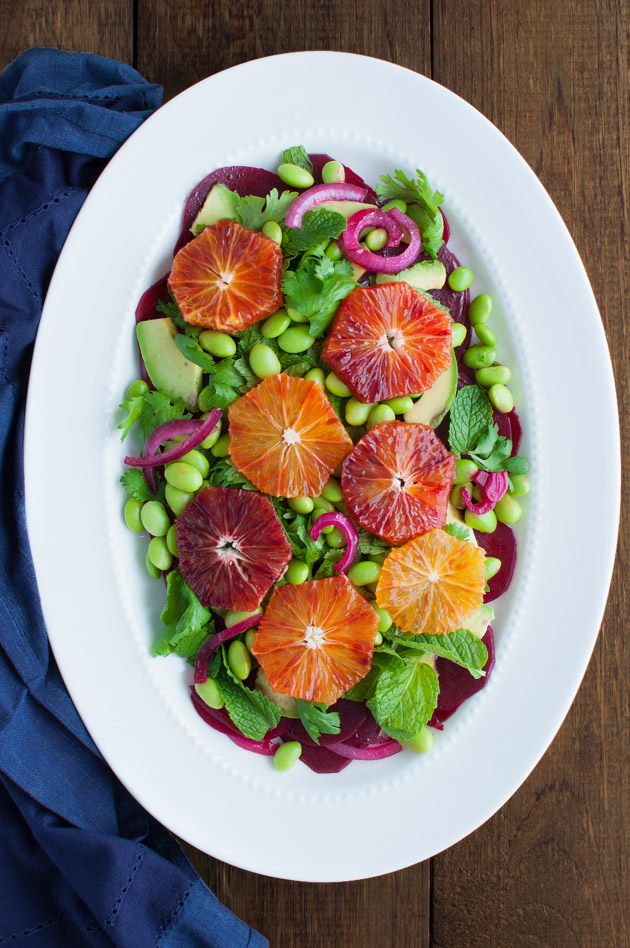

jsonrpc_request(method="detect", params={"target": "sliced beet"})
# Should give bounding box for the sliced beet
[429,627,495,729]
[343,708,391,748]
[431,244,471,345]
[474,522,517,602]
[190,689,242,736]
[135,275,170,323]
[286,698,368,747]
[296,743,352,773]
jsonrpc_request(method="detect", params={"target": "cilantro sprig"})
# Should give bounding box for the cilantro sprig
[375,168,445,258]
[448,385,529,474]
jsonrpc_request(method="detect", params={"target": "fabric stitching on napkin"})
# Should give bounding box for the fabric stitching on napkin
[154,887,191,946]
[105,850,144,928]
[0,911,68,942]
[33,89,122,101]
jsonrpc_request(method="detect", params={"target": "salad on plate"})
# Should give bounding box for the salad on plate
[119,146,530,774]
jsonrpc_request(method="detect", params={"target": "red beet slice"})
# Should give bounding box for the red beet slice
[296,743,352,773]
[429,627,495,729]
[343,710,391,747]
[430,244,471,346]
[286,698,368,747]
[475,522,518,602]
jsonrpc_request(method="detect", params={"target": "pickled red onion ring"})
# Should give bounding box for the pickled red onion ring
[339,207,403,251]
[309,512,359,573]
[284,182,367,229]
[339,207,421,274]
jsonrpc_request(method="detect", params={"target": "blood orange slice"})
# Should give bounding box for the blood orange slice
[341,421,455,544]
[251,577,378,704]
[376,528,486,636]
[168,219,283,333]
[322,282,452,402]
[228,374,353,498]
[176,486,291,611]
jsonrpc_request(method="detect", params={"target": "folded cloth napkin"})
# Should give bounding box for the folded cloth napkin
[0,48,267,947]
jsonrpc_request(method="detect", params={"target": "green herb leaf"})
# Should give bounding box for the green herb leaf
[367,657,439,741]
[154,570,214,661]
[215,668,277,740]
[282,255,357,338]
[155,298,202,337]
[120,468,157,502]
[235,188,298,231]
[343,668,380,702]
[503,455,530,475]
[118,389,192,442]
[208,459,256,490]
[443,521,471,542]
[282,208,347,258]
[280,146,313,173]
[448,385,493,457]
[295,699,341,744]
[174,334,216,372]
[375,168,445,258]
[387,628,488,679]
[313,548,344,578]
[357,529,391,557]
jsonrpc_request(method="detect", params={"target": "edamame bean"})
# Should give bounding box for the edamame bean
[274,741,302,771]
[347,560,381,586]
[325,239,343,261]
[367,404,396,429]
[325,372,352,397]
[286,559,309,584]
[311,508,334,535]
[179,449,210,478]
[198,413,222,449]
[374,631,383,647]
[454,459,478,484]
[488,383,514,414]
[277,163,314,189]
[210,433,231,458]
[451,322,467,348]
[199,330,236,358]
[312,497,335,513]
[385,396,414,414]
[475,365,512,387]
[165,485,193,516]
[225,608,263,628]
[194,678,224,709]
[382,199,407,214]
[141,500,170,537]
[345,397,374,426]
[365,228,388,251]
[321,478,343,503]
[305,368,326,386]
[148,536,173,571]
[475,324,497,347]
[245,628,257,652]
[463,345,497,369]
[509,474,530,497]
[485,557,502,581]
[403,726,434,754]
[228,640,251,680]
[198,387,217,413]
[277,326,315,353]
[126,379,149,399]
[165,462,203,493]
[166,524,179,557]
[285,305,308,324]
[464,508,497,533]
[322,159,345,183]
[450,485,467,509]
[262,220,282,244]
[469,294,493,325]
[288,496,315,514]
[448,266,474,291]
[124,497,144,533]
[494,494,522,525]
[372,604,392,634]
[262,310,291,338]
[249,343,281,378]
[145,550,161,579]
[325,526,347,548]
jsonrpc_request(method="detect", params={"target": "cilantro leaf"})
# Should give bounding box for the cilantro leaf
[282,512,325,565]
[375,168,445,258]
[234,188,298,231]
[448,385,493,457]
[120,468,157,502]
[118,389,191,442]
[208,459,256,490]
[503,455,530,475]
[155,298,202,338]
[295,699,341,744]
[387,628,488,679]
[443,521,471,542]
[282,256,357,338]
[233,356,258,390]
[154,570,214,661]
[280,146,313,172]
[282,208,347,258]
[313,548,344,578]
[367,658,439,741]
[357,529,391,557]
[197,381,239,410]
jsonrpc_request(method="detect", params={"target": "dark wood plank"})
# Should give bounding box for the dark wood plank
[430,1,629,944]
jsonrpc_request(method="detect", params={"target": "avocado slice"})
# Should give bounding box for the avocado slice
[461,604,494,640]
[445,501,478,547]
[404,351,457,428]
[255,668,300,718]
[136,318,202,410]
[316,199,377,220]
[375,259,447,291]
[190,183,239,235]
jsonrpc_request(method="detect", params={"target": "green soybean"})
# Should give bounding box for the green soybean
[286,559,309,584]
[165,485,193,517]
[448,266,474,291]
[475,324,497,347]
[277,162,314,189]
[194,678,224,709]
[325,526,347,549]
[179,449,210,478]
[141,500,170,537]
[365,228,388,251]
[345,397,374,426]
[348,560,381,586]
[367,404,396,429]
[166,524,179,557]
[274,740,302,771]
[494,494,522,525]
[321,478,343,503]
[485,557,502,581]
[373,604,392,634]
[245,628,257,652]
[464,508,497,533]
[382,199,407,214]
[148,536,173,571]
[450,485,467,509]
[124,497,144,533]
[198,386,222,413]
[325,372,352,397]
[262,220,282,244]
[469,294,493,325]
[210,433,231,458]
[277,326,315,353]
[403,726,434,754]
[312,497,335,514]
[199,414,222,448]
[385,396,414,414]
[454,459,478,484]
[227,640,251,680]
[451,322,467,348]
[126,379,149,399]
[262,310,291,338]
[225,608,263,628]
[249,342,281,378]
[305,368,326,386]
[199,330,236,358]
[288,496,315,514]
[285,305,309,324]
[475,365,512,387]
[322,159,345,183]
[509,474,530,497]
[463,345,497,369]
[488,383,514,414]
[145,550,161,579]
[325,239,343,261]
[374,631,383,647]
[165,462,203,493]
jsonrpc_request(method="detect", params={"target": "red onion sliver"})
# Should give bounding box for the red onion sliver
[327,739,402,760]
[460,485,495,516]
[124,408,222,472]
[194,614,262,684]
[476,470,509,504]
[309,512,359,573]
[339,207,421,274]
[284,182,367,229]
[341,208,404,251]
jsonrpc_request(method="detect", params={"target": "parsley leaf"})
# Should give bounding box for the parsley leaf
[208,459,256,490]
[234,188,298,231]
[282,208,347,258]
[367,657,439,741]
[154,570,214,662]
[375,168,445,258]
[448,385,493,457]
[295,699,341,744]
[280,146,313,172]
[282,256,357,338]
[387,628,488,679]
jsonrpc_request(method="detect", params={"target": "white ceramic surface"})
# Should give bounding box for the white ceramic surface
[24,52,620,881]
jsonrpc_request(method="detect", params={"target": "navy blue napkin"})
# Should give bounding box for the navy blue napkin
[0,48,267,947]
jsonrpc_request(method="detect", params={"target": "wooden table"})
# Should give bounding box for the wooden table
[4,2,627,944]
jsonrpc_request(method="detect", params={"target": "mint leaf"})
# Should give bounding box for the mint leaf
[216,669,275,740]
[282,208,347,258]
[448,385,493,457]
[208,459,256,490]
[443,521,471,542]
[367,658,439,741]
[235,188,298,231]
[343,668,380,702]
[503,455,530,475]
[280,146,313,172]
[282,256,357,338]
[295,699,341,744]
[155,570,213,661]
[388,628,488,679]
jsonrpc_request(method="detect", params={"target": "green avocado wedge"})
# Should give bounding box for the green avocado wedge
[136,317,202,410]
[404,350,457,428]
[375,259,447,291]
[190,182,239,234]
[255,668,300,719]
